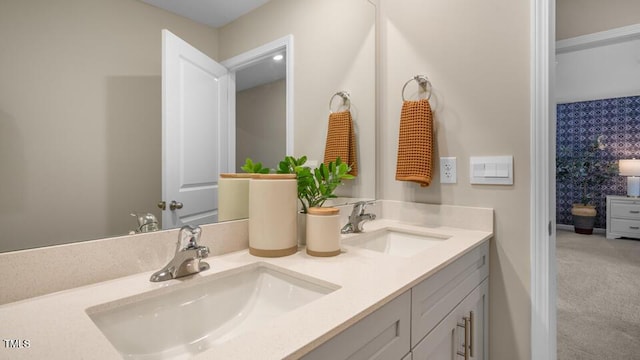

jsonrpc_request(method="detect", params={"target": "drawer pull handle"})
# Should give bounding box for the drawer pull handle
[630,226,639,230]
[630,211,640,214]
[469,311,474,357]
[457,314,472,360]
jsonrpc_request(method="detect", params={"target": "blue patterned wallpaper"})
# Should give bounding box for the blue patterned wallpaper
[556,95,640,228]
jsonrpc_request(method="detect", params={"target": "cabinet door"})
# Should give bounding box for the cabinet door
[412,279,488,360]
[465,279,488,360]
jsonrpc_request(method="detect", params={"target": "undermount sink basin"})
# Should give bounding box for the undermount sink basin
[86,263,338,360]
[342,228,451,257]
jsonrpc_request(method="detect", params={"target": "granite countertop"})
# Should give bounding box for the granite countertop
[0,219,491,359]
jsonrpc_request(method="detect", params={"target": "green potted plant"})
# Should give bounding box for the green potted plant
[277,155,354,244]
[557,135,617,234]
[277,155,354,213]
[240,158,270,174]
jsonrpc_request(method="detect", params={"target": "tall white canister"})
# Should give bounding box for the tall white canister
[306,207,341,257]
[218,173,253,222]
[249,174,298,257]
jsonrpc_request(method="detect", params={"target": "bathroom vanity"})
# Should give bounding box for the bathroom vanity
[0,201,492,360]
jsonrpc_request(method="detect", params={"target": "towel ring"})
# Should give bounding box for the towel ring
[329,91,351,113]
[401,75,432,101]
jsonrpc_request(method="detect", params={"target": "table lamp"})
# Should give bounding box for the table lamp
[618,159,640,197]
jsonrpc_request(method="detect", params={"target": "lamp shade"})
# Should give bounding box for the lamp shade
[619,159,640,176]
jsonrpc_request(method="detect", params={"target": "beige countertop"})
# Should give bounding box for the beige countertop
[0,218,491,360]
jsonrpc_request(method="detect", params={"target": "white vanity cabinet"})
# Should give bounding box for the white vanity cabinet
[303,241,489,360]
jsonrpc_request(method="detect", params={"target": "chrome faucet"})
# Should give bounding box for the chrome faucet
[341,201,376,234]
[150,225,210,282]
[130,212,159,233]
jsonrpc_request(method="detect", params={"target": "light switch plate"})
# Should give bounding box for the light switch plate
[440,157,457,184]
[469,156,513,185]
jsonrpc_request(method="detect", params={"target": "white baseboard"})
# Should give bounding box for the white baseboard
[556,223,606,234]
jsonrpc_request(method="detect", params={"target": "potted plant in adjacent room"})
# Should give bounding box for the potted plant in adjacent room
[557,135,618,234]
[240,158,271,174]
[277,155,354,243]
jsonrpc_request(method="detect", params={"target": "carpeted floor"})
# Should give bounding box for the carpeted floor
[557,229,640,360]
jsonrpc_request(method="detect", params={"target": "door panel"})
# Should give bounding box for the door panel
[162,29,229,228]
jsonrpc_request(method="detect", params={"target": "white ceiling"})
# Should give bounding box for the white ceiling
[141,0,285,90]
[236,53,286,91]
[140,0,270,28]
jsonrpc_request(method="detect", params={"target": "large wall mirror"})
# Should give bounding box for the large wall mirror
[0,0,375,253]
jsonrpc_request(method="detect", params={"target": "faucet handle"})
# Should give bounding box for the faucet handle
[352,200,376,214]
[177,225,202,251]
[354,200,376,207]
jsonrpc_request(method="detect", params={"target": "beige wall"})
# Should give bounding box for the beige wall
[557,0,640,40]
[378,1,531,359]
[0,0,218,252]
[236,79,286,171]
[219,0,376,199]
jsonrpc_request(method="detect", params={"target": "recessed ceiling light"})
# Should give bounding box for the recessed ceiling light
[273,54,283,61]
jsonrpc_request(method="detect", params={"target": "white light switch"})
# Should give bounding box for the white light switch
[470,156,513,185]
[485,163,497,177]
[496,163,509,177]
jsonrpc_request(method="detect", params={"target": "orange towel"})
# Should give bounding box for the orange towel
[395,99,433,187]
[323,110,358,176]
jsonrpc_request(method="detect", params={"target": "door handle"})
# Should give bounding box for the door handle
[170,201,183,211]
[158,201,183,211]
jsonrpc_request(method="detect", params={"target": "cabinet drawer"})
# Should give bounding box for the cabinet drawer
[610,218,640,237]
[302,291,411,360]
[611,201,640,220]
[410,242,488,347]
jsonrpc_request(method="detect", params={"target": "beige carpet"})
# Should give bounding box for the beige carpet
[557,229,640,360]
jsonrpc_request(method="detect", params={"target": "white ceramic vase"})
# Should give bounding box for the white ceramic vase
[248,174,298,257]
[218,173,253,222]
[306,207,341,257]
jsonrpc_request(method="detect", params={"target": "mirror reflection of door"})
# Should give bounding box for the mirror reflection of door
[234,52,287,172]
[162,29,230,229]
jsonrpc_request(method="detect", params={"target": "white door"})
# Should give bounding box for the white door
[162,29,229,229]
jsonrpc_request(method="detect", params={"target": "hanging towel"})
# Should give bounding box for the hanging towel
[323,110,358,176]
[395,98,433,187]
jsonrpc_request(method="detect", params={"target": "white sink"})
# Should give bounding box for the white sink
[342,228,451,257]
[87,263,338,360]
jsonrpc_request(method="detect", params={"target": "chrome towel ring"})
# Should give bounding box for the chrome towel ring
[401,75,432,101]
[329,91,351,113]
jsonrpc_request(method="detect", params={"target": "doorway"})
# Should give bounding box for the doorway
[554,20,640,360]
[222,35,294,171]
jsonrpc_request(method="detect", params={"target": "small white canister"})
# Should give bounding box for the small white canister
[218,173,253,222]
[306,207,341,257]
[249,174,298,257]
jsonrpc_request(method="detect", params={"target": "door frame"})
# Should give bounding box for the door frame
[530,0,556,359]
[221,34,294,169]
